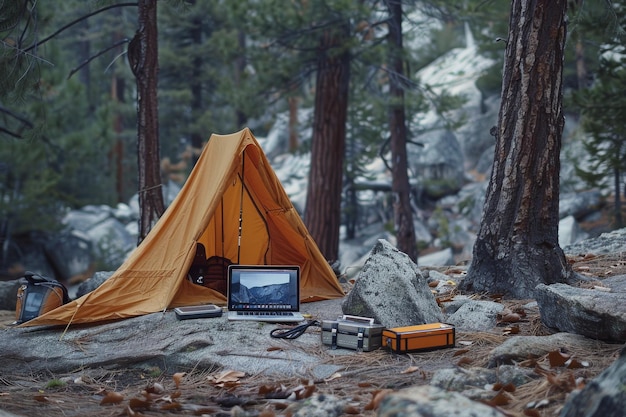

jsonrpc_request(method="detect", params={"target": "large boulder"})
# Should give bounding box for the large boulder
[535,279,626,342]
[341,239,443,328]
[44,229,93,283]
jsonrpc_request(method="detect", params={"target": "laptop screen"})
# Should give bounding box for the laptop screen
[227,265,300,312]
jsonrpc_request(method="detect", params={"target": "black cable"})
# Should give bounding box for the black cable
[270,320,320,339]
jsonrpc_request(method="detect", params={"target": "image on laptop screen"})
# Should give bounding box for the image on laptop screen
[228,265,300,313]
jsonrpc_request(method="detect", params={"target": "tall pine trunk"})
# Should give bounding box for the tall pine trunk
[304,23,350,263]
[460,0,572,298]
[386,0,417,262]
[130,0,164,243]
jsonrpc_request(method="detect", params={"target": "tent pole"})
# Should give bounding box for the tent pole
[220,198,225,258]
[237,150,245,264]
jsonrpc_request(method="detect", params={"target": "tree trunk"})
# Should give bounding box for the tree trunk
[614,167,622,228]
[288,96,299,152]
[130,0,164,244]
[460,0,572,298]
[386,0,417,262]
[304,23,350,264]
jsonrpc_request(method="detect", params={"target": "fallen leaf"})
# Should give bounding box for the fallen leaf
[267,346,284,352]
[502,325,520,335]
[146,382,165,394]
[428,280,439,287]
[160,402,182,411]
[343,404,361,414]
[258,385,277,396]
[364,389,393,411]
[296,384,316,400]
[498,313,521,323]
[400,366,420,374]
[128,397,151,411]
[565,357,587,369]
[100,391,124,405]
[453,349,469,357]
[485,390,510,406]
[172,372,186,389]
[548,350,570,368]
[492,382,516,392]
[324,372,342,382]
[457,356,473,366]
[208,369,246,385]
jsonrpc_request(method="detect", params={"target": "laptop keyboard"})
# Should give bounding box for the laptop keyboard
[236,311,295,317]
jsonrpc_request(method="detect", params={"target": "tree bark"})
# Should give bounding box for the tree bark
[386,0,417,262]
[460,0,572,298]
[304,23,350,264]
[130,0,164,244]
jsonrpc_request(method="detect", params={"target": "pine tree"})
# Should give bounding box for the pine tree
[572,9,626,227]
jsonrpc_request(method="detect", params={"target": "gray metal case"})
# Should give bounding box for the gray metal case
[321,315,384,351]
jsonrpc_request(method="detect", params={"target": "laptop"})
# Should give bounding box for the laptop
[227,265,304,322]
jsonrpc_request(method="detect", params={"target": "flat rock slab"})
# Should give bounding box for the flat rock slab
[535,279,626,342]
[0,300,349,380]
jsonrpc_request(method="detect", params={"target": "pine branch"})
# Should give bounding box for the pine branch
[67,38,130,80]
[23,2,138,53]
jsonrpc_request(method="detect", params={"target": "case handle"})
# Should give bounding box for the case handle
[341,315,375,325]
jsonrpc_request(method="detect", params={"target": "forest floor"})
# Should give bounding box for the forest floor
[0,251,624,417]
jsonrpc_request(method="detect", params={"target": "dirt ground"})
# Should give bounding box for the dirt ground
[1,252,624,417]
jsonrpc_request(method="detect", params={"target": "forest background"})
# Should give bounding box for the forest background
[0,0,624,275]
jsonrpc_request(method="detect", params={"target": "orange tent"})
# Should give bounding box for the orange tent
[23,128,344,327]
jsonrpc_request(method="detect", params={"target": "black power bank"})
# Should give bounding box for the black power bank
[174,304,223,320]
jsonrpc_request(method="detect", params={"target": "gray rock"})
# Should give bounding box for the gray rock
[342,239,443,328]
[0,280,20,312]
[43,229,93,282]
[446,300,504,331]
[377,385,507,417]
[559,215,589,248]
[75,271,114,298]
[0,410,22,417]
[560,346,626,417]
[440,296,472,315]
[564,227,626,255]
[412,130,465,199]
[286,394,345,417]
[418,248,454,267]
[559,190,602,221]
[430,367,498,392]
[430,365,535,396]
[487,333,597,368]
[496,364,536,387]
[86,217,134,269]
[535,282,626,342]
[602,275,626,292]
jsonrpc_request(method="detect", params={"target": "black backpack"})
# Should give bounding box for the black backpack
[15,272,70,324]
